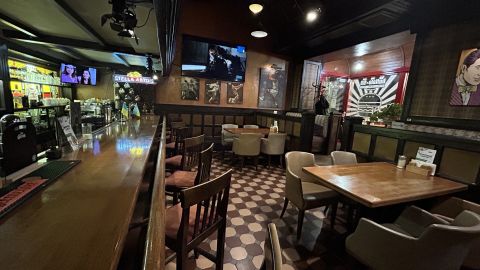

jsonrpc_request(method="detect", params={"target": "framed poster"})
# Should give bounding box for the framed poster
[205,80,220,104]
[180,77,199,100]
[346,74,400,117]
[258,65,286,109]
[227,82,243,104]
[450,48,480,106]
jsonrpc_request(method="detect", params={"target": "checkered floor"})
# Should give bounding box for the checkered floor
[166,154,362,270]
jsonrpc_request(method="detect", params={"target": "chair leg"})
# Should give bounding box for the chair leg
[280,198,289,218]
[279,155,284,167]
[240,156,245,171]
[215,220,227,270]
[267,155,271,168]
[297,209,305,240]
[254,156,259,171]
[330,202,338,230]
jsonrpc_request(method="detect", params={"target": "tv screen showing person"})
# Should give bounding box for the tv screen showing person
[78,68,97,86]
[61,64,78,84]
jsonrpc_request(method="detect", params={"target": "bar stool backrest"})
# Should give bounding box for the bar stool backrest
[182,134,205,171]
[195,143,214,185]
[173,127,191,156]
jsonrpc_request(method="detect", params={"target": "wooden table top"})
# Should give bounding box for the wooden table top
[303,162,468,208]
[0,116,160,270]
[225,128,270,135]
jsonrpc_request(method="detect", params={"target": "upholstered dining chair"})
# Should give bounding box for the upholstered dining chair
[221,124,238,158]
[346,206,480,270]
[281,151,338,239]
[430,197,480,269]
[261,133,287,167]
[165,134,203,171]
[330,151,357,165]
[232,133,263,170]
[243,124,259,129]
[261,223,283,270]
[166,143,213,203]
[165,170,232,270]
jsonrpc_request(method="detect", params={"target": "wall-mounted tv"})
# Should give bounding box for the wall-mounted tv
[181,35,247,82]
[60,63,97,85]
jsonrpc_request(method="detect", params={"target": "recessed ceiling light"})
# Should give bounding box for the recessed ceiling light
[251,30,268,38]
[306,8,321,22]
[353,62,364,72]
[249,3,263,14]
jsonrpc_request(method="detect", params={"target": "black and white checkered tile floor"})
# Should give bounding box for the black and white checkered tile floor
[166,155,361,270]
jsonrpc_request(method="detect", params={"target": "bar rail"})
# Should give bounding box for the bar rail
[143,116,167,270]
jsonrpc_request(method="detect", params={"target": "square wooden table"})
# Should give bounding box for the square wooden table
[303,162,468,208]
[225,128,270,136]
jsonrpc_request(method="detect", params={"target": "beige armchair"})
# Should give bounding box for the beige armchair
[430,197,480,269]
[346,206,480,270]
[281,151,338,239]
[232,133,262,170]
[221,124,238,158]
[261,133,287,167]
[330,151,357,165]
[243,124,259,129]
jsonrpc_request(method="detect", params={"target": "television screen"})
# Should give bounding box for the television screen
[60,63,97,85]
[181,36,247,82]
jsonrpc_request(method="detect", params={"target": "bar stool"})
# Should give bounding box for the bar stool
[165,170,232,270]
[165,129,196,170]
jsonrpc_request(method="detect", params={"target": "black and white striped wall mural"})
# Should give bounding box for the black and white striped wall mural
[346,74,399,117]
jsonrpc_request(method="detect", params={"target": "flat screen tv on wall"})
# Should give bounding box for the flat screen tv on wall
[60,63,97,85]
[181,35,247,82]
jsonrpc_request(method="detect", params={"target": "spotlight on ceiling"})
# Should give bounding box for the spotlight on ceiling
[249,3,263,14]
[251,30,268,38]
[306,8,321,22]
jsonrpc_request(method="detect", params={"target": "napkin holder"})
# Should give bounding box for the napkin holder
[406,159,437,176]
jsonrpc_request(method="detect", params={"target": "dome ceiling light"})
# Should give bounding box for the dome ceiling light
[251,30,268,38]
[249,3,264,14]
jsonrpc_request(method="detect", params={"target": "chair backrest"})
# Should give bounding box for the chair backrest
[263,133,287,155]
[430,197,480,269]
[285,151,315,179]
[331,151,357,165]
[417,210,480,270]
[243,124,259,129]
[170,121,186,141]
[178,170,232,252]
[262,223,283,270]
[182,134,205,171]
[173,127,191,155]
[221,124,238,142]
[235,133,262,156]
[195,143,214,185]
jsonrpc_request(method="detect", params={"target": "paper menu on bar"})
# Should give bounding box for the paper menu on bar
[416,147,437,164]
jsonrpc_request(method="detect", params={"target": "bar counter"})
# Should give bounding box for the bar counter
[0,115,160,270]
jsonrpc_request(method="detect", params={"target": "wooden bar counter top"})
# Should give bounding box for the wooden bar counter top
[0,115,160,270]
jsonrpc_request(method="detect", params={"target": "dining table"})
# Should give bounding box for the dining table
[224,127,270,136]
[302,162,468,208]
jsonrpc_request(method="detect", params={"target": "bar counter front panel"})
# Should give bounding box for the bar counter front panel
[0,116,160,270]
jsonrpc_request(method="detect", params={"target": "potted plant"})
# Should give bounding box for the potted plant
[377,103,402,127]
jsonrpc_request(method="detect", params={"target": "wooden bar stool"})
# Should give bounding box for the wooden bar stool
[165,132,201,171]
[165,170,232,270]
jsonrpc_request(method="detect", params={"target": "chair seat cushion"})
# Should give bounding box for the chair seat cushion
[165,203,204,240]
[302,182,337,209]
[166,141,176,149]
[165,155,182,167]
[165,170,197,188]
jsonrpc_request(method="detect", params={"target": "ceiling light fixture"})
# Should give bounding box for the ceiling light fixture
[249,3,263,14]
[152,74,158,80]
[306,8,321,22]
[251,30,268,38]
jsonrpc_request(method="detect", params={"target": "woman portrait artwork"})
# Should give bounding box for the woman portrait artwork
[450,48,480,106]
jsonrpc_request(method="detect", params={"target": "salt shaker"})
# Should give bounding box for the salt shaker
[397,155,407,169]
